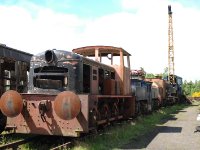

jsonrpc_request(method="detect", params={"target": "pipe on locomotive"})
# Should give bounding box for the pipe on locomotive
[45,50,55,63]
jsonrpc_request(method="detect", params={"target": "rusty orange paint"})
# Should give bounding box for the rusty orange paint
[0,90,23,117]
[54,91,81,120]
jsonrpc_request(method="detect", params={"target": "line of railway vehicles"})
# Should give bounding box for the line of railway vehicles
[130,69,183,114]
[0,46,183,137]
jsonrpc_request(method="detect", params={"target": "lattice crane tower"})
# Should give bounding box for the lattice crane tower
[168,5,175,84]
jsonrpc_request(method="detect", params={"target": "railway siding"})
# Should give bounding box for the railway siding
[70,103,187,149]
[121,102,200,149]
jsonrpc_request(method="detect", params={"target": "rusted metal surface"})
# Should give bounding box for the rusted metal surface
[124,67,131,95]
[72,45,131,57]
[5,94,89,137]
[0,44,32,63]
[103,79,115,95]
[73,46,131,95]
[0,90,23,117]
[145,78,167,104]
[91,66,99,95]
[28,49,82,94]
[112,65,131,95]
[151,87,159,99]
[90,95,135,120]
[54,91,81,120]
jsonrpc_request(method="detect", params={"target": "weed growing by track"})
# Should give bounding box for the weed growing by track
[73,104,189,150]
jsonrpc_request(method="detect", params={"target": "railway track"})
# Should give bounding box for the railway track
[50,123,126,149]
[50,141,72,150]
[49,128,101,149]
[0,133,14,139]
[0,136,39,150]
[0,119,132,149]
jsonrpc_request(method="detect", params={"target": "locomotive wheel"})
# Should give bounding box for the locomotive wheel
[102,104,111,121]
[90,108,100,127]
[112,103,119,117]
[136,102,141,115]
[153,99,159,110]
[0,111,7,134]
[140,101,148,114]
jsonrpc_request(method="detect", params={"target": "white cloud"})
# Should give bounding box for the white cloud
[0,5,86,51]
[0,0,200,81]
[80,0,169,76]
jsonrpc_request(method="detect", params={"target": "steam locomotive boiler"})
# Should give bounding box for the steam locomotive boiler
[0,46,135,137]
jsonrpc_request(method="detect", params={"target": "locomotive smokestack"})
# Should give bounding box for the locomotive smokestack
[45,50,55,63]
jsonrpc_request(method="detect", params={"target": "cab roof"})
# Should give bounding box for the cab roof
[72,45,131,57]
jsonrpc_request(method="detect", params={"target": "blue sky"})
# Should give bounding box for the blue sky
[173,0,200,9]
[0,0,200,81]
[1,0,200,16]
[0,0,123,18]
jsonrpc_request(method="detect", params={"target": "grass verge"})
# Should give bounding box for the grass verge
[73,104,189,150]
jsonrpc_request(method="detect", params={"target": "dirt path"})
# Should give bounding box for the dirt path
[121,104,200,150]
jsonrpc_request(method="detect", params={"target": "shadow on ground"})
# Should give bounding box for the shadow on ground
[118,105,191,149]
[120,125,182,149]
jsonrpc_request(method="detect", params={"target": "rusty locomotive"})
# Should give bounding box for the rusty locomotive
[0,46,183,137]
[0,46,135,137]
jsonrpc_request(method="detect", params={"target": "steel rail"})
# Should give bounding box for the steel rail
[0,136,39,150]
[50,141,72,150]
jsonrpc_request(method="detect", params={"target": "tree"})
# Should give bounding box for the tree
[140,67,146,75]
[182,80,200,96]
[162,67,168,78]
[145,73,155,78]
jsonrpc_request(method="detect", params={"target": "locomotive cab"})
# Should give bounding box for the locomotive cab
[163,75,183,103]
[130,70,152,114]
[73,46,131,95]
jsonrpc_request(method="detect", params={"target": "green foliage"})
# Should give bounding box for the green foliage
[183,80,200,96]
[162,67,168,78]
[145,67,168,79]
[145,73,155,78]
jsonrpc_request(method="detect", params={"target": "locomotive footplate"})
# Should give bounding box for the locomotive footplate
[3,93,90,137]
